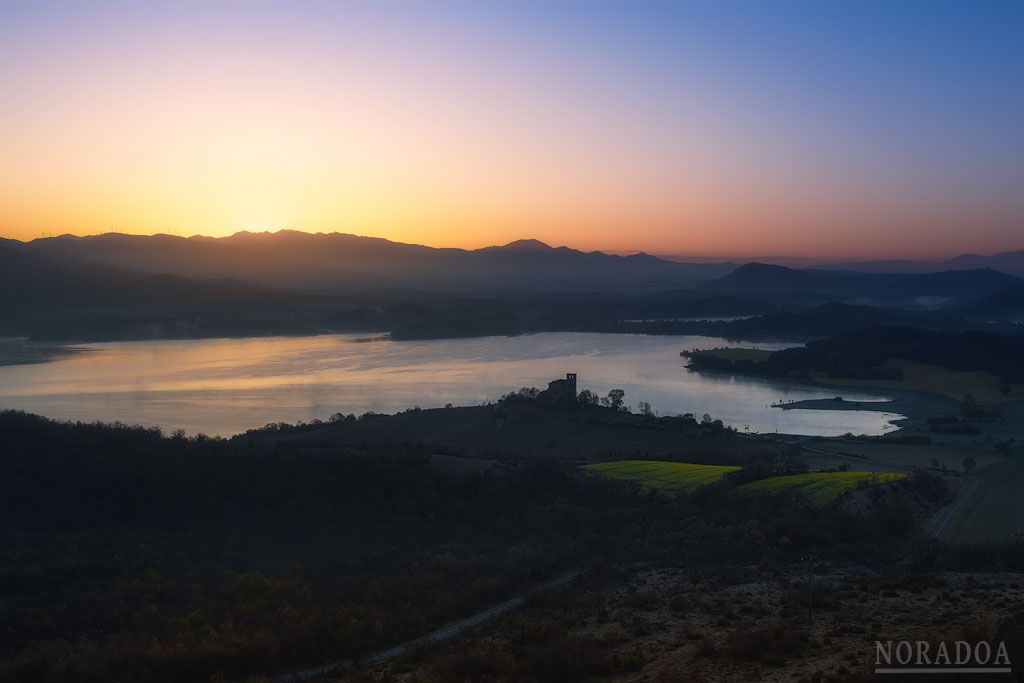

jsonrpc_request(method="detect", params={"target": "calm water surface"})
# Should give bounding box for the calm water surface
[0,333,903,437]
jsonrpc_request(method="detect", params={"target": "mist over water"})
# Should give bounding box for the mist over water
[0,333,902,437]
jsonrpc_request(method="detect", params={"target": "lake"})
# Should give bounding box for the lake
[0,332,903,437]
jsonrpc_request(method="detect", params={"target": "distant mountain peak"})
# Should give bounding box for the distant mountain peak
[623,251,665,263]
[497,239,554,252]
[733,262,792,273]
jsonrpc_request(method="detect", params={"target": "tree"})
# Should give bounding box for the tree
[518,387,541,400]
[960,393,978,421]
[636,400,653,417]
[962,456,976,474]
[576,389,599,406]
[606,389,625,410]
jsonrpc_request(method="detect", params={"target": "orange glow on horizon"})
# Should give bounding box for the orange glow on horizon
[1,4,1021,261]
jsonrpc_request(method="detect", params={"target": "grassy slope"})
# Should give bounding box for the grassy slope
[738,471,906,506]
[809,359,1024,404]
[582,460,740,490]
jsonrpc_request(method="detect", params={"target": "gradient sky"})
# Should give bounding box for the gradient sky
[1,1,1022,258]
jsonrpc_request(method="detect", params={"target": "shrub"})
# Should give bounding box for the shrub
[723,620,808,663]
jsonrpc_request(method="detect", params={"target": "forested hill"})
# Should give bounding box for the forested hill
[686,326,1024,385]
[0,409,901,682]
[703,262,1020,304]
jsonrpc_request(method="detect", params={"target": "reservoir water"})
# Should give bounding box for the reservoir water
[0,332,903,437]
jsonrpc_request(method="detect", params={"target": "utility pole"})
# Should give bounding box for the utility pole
[804,555,819,622]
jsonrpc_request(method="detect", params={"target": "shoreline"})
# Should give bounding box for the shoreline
[0,340,87,367]
[683,364,969,432]
[771,388,960,420]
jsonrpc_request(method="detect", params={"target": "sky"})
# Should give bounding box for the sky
[1,1,1022,259]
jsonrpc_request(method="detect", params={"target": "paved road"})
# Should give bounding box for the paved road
[926,475,980,541]
[788,439,985,543]
[797,439,1024,545]
[934,457,1024,544]
[795,440,983,542]
[754,432,1024,544]
[271,570,581,682]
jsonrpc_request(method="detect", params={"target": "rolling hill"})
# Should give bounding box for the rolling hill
[703,262,1020,307]
[957,283,1024,321]
[0,243,359,341]
[0,243,310,313]
[945,250,1024,276]
[815,249,1024,277]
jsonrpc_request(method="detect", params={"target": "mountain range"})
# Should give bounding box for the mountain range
[16,231,1023,294]
[21,231,736,293]
[3,231,1024,341]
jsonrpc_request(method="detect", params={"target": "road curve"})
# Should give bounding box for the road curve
[790,439,980,541]
[272,570,581,682]
[933,456,1024,544]
[927,475,979,541]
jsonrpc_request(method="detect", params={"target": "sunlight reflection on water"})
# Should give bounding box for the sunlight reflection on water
[0,333,903,437]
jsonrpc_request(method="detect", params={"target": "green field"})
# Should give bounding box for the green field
[582,460,740,490]
[738,471,905,506]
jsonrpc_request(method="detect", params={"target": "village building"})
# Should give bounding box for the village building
[539,373,577,404]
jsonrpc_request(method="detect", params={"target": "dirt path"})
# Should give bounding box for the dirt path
[271,570,581,682]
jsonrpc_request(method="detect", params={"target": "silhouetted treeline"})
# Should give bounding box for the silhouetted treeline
[686,325,1024,384]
